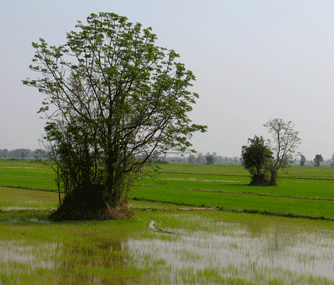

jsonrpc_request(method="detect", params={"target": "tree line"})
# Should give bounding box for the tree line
[0,149,45,159]
[2,148,332,167]
[299,154,334,167]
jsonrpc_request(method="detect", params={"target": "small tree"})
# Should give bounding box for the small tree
[188,154,196,164]
[300,154,306,166]
[196,152,205,164]
[264,119,301,186]
[241,135,273,185]
[314,154,323,167]
[205,152,215,164]
[21,152,26,160]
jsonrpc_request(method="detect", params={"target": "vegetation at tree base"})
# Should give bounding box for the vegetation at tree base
[263,119,301,186]
[241,136,273,185]
[300,154,306,166]
[314,154,323,167]
[22,12,206,221]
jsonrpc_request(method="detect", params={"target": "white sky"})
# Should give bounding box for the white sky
[1,0,334,160]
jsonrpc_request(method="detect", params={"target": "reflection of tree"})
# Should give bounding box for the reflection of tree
[54,235,141,284]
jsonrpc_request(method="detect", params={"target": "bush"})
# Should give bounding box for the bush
[49,184,135,221]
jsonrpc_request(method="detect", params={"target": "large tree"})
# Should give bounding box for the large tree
[23,12,206,220]
[241,135,273,185]
[264,118,301,185]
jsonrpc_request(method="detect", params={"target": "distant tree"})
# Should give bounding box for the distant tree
[196,152,205,164]
[300,154,306,166]
[241,135,273,185]
[264,119,301,186]
[314,154,323,167]
[3,149,8,158]
[205,152,215,164]
[32,149,45,159]
[188,154,196,164]
[21,152,26,159]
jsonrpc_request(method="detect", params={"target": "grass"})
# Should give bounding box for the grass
[0,187,59,210]
[2,160,334,283]
[157,163,334,179]
[136,173,334,199]
[130,185,334,219]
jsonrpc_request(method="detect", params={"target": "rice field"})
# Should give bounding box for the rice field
[1,160,334,284]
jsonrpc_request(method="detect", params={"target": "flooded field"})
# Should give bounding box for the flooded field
[130,217,334,284]
[1,212,334,284]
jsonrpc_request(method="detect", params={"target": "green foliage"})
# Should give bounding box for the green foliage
[205,152,216,165]
[314,154,323,167]
[241,136,273,185]
[300,154,306,166]
[23,12,206,210]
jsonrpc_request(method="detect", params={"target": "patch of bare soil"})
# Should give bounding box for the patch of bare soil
[48,184,134,221]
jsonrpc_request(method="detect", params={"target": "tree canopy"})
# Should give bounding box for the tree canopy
[300,154,306,166]
[205,152,216,165]
[242,119,301,186]
[264,118,301,185]
[23,12,207,220]
[314,154,323,167]
[241,135,273,185]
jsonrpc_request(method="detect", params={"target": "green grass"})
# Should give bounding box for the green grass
[0,187,60,210]
[130,185,334,218]
[136,173,334,199]
[0,176,57,190]
[158,163,334,179]
[0,167,55,179]
[2,161,334,219]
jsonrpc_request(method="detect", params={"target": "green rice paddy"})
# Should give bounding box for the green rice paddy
[1,160,334,284]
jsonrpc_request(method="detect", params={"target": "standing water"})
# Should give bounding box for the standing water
[127,217,334,284]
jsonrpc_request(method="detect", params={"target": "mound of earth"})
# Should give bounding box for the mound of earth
[49,184,134,221]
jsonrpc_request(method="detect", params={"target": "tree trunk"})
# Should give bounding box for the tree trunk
[106,149,117,207]
[270,169,278,186]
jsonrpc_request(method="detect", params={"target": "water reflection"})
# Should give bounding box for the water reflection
[3,217,334,284]
[54,235,142,284]
[128,221,334,284]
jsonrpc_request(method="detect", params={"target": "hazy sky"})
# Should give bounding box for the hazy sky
[1,0,334,159]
